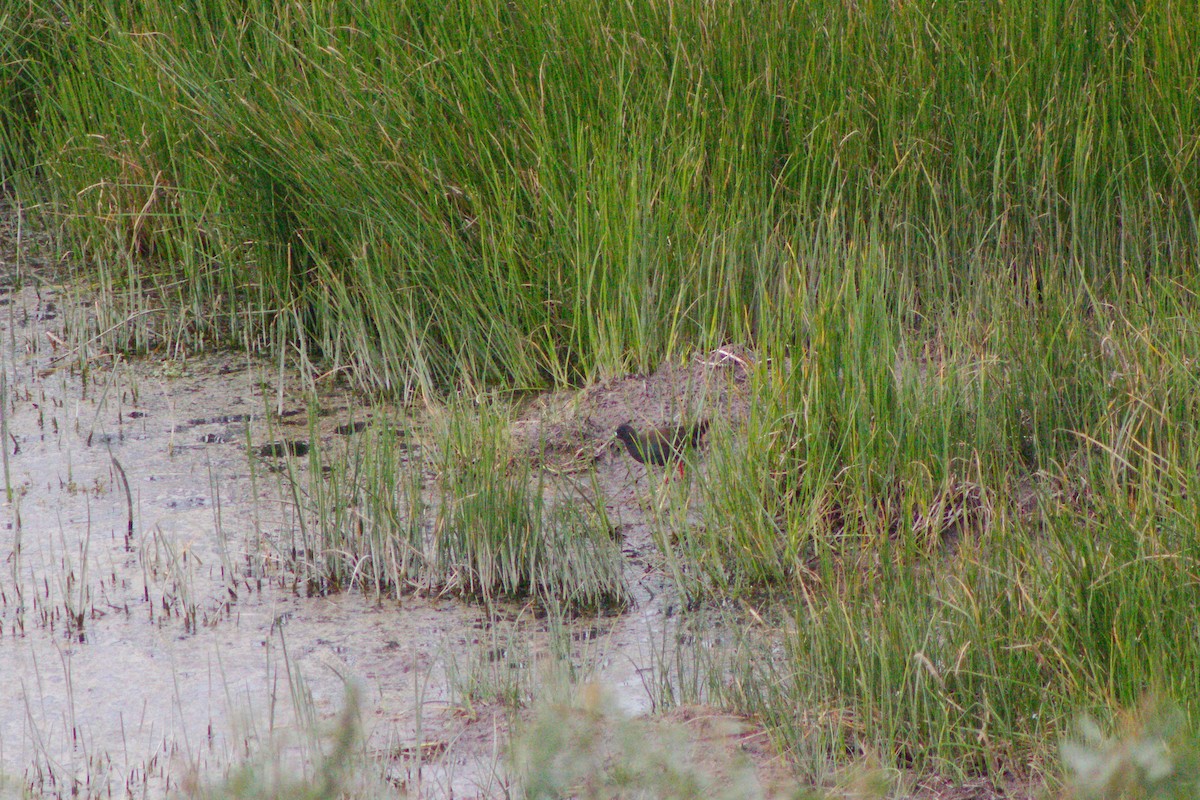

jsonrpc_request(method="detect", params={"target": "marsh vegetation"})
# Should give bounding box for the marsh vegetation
[3,0,1200,796]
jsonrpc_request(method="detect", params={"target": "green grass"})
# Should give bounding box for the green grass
[682,265,1200,776]
[429,404,627,608]
[6,0,1198,384]
[5,0,1200,789]
[276,401,627,609]
[282,410,426,597]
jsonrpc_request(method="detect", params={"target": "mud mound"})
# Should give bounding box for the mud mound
[510,346,755,471]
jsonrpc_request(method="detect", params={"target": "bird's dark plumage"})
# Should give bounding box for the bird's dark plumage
[615,420,709,467]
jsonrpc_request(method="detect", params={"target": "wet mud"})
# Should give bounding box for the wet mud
[0,238,777,797]
[0,284,518,796]
[0,202,1031,800]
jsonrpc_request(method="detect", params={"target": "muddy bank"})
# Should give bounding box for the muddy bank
[0,202,1038,800]
[0,267,788,799]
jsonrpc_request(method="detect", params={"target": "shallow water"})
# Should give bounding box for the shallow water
[0,284,500,796]
[0,282,705,798]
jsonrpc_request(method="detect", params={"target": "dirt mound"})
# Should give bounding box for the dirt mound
[510,346,755,471]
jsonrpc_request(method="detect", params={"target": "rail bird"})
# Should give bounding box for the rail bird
[615,420,709,475]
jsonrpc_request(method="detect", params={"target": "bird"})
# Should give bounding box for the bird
[615,420,709,475]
